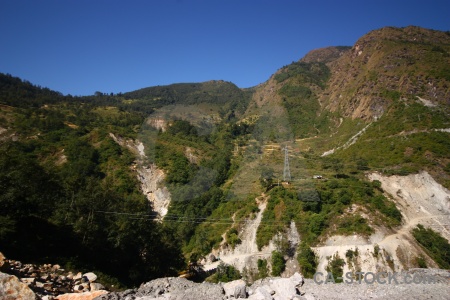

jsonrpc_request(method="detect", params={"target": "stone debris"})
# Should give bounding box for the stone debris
[0,252,106,299]
[2,250,449,300]
[96,273,306,300]
[95,269,450,300]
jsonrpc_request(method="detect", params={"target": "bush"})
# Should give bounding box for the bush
[297,242,318,278]
[326,253,345,283]
[271,251,285,276]
[226,228,241,248]
[412,224,450,269]
[335,214,373,236]
[257,259,269,279]
[207,262,241,283]
[415,255,427,268]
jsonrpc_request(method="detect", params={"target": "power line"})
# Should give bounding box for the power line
[95,210,450,228]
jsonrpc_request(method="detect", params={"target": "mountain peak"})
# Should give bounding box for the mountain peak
[300,46,351,64]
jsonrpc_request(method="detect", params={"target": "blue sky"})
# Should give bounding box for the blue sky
[1,0,449,96]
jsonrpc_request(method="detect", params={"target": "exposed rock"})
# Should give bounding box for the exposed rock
[0,272,38,300]
[109,132,171,218]
[73,273,82,281]
[82,272,97,283]
[0,252,10,272]
[96,277,224,300]
[55,290,108,300]
[90,282,105,291]
[52,265,61,271]
[248,286,272,300]
[223,279,246,298]
[248,273,304,300]
[21,277,37,285]
[147,117,168,132]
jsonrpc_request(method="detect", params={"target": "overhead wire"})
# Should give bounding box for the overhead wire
[95,210,450,228]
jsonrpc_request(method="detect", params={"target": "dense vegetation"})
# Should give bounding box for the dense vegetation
[412,224,450,269]
[256,178,401,251]
[297,242,318,278]
[275,61,332,138]
[0,73,249,287]
[1,26,449,287]
[206,262,241,283]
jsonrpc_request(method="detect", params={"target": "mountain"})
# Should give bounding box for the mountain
[321,26,450,120]
[0,25,449,291]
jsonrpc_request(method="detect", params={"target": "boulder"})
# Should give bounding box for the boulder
[268,272,304,300]
[82,272,97,282]
[269,279,297,300]
[223,279,247,298]
[73,273,82,281]
[208,254,217,263]
[90,282,106,291]
[73,284,84,292]
[0,252,10,272]
[0,272,38,300]
[52,265,61,271]
[248,287,272,300]
[55,290,108,300]
[20,277,36,285]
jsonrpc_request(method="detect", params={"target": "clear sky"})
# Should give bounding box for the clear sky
[1,0,449,96]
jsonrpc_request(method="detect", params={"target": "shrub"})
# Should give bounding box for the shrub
[207,262,241,283]
[257,259,269,279]
[326,253,345,283]
[271,251,286,276]
[297,242,318,278]
[226,227,241,248]
[412,224,450,269]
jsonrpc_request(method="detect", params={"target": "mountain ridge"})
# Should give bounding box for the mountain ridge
[0,25,449,294]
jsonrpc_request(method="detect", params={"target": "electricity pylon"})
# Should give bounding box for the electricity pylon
[283,146,291,182]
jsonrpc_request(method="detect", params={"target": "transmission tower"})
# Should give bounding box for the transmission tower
[283,146,291,182]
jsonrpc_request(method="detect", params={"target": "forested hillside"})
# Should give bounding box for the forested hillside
[1,26,449,288]
[0,73,252,286]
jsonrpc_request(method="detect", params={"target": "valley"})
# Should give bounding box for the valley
[0,25,449,299]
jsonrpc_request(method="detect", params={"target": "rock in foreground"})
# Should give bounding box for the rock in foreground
[94,270,450,300]
[0,272,38,300]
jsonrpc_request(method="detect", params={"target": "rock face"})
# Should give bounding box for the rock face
[137,164,171,217]
[109,132,171,218]
[0,272,38,300]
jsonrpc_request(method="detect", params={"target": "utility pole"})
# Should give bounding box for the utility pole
[283,146,291,182]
